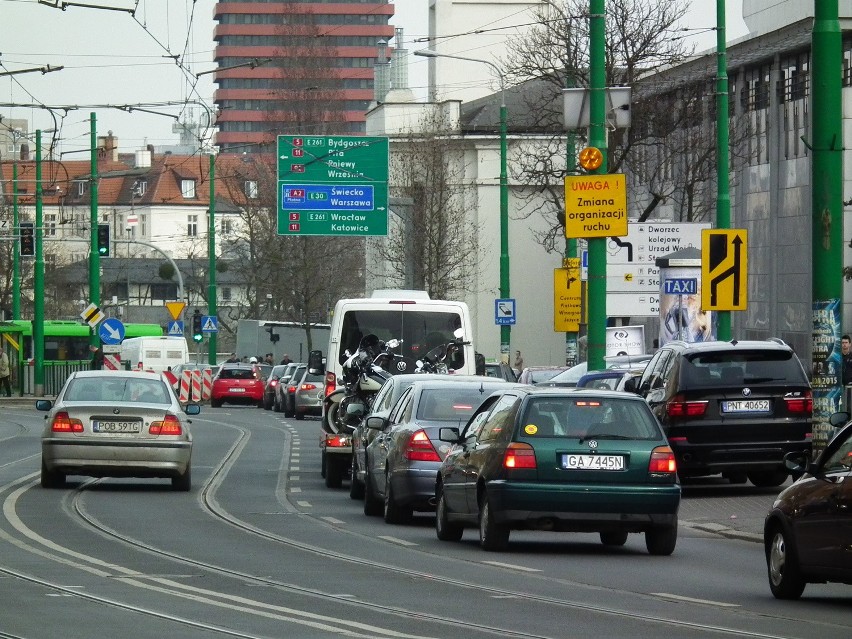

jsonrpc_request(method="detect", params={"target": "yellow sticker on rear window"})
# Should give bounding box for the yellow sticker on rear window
[524,424,538,435]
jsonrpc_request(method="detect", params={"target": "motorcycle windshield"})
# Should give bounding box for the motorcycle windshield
[338,309,465,373]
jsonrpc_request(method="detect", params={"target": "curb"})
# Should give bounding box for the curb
[682,520,763,543]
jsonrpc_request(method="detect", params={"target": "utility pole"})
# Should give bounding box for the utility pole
[33,131,45,396]
[715,0,731,341]
[586,0,607,372]
[208,153,218,365]
[89,112,100,348]
[810,0,843,453]
[12,163,20,319]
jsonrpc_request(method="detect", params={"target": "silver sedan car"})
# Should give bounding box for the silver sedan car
[37,370,200,491]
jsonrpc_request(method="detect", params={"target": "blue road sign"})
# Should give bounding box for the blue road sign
[663,278,698,295]
[201,315,219,333]
[99,318,125,345]
[280,184,375,211]
[495,298,516,326]
[167,320,184,336]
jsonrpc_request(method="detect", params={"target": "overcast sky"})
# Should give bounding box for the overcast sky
[0,0,747,156]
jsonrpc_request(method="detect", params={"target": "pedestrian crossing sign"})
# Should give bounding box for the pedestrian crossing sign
[201,315,219,333]
[167,320,184,336]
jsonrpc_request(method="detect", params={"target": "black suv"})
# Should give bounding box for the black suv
[629,339,812,487]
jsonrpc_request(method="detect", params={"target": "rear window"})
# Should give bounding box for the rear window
[519,397,662,440]
[219,368,256,380]
[681,349,807,387]
[417,388,489,421]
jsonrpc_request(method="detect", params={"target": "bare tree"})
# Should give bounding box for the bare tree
[371,111,485,300]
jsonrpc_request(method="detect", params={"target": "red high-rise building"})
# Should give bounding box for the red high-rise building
[213,1,395,153]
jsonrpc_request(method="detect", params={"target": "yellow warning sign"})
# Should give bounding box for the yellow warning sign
[165,302,186,320]
[701,229,748,311]
[564,174,628,238]
[554,262,582,332]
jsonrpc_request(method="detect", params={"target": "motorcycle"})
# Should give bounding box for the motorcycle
[415,328,470,374]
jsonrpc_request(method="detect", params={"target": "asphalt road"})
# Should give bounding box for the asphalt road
[0,404,848,639]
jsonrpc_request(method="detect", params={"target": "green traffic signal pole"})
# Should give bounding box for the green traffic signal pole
[89,112,100,348]
[587,0,607,372]
[33,131,45,395]
[12,163,20,319]
[208,153,218,365]
[715,0,731,341]
[811,0,843,453]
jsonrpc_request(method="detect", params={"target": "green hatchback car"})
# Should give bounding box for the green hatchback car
[435,386,681,553]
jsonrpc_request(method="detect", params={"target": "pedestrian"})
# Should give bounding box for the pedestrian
[280,353,292,365]
[0,349,11,398]
[841,335,852,385]
[226,353,239,363]
[514,350,524,371]
[89,345,104,371]
[264,353,274,365]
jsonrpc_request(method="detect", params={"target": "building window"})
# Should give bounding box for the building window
[245,180,258,199]
[221,287,232,302]
[181,179,197,199]
[133,179,147,197]
[221,219,233,235]
[76,180,87,197]
[150,283,177,300]
[187,214,198,237]
[44,213,57,237]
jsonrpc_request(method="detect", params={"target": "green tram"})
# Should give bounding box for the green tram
[0,320,164,396]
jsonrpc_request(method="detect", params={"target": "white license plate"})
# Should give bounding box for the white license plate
[229,387,246,393]
[93,420,142,433]
[722,399,770,413]
[562,454,624,470]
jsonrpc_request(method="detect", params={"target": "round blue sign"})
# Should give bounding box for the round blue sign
[99,317,126,345]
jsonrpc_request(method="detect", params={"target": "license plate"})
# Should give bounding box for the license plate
[229,387,245,393]
[722,399,770,413]
[562,454,624,470]
[93,420,142,433]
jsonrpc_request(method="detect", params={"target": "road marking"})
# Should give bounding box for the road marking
[290,466,300,471]
[290,488,301,493]
[377,536,418,547]
[290,475,300,481]
[651,593,739,608]
[296,500,311,507]
[481,561,540,572]
[321,517,345,525]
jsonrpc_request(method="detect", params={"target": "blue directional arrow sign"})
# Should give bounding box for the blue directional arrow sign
[167,320,184,337]
[99,318,125,345]
[201,315,219,333]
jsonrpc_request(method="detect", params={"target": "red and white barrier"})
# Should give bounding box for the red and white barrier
[103,354,121,371]
[179,369,213,402]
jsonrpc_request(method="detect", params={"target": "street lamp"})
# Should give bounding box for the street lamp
[414,49,510,359]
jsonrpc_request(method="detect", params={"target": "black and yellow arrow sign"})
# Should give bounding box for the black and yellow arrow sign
[701,229,748,311]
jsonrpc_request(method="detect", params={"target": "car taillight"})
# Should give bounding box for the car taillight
[649,446,677,473]
[149,414,183,435]
[324,372,336,397]
[666,394,708,417]
[784,390,812,414]
[51,411,83,433]
[301,383,318,391]
[405,429,441,462]
[325,433,351,448]
[288,385,297,393]
[270,380,278,387]
[503,442,536,469]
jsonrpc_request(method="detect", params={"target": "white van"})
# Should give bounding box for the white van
[323,290,476,393]
[120,336,189,374]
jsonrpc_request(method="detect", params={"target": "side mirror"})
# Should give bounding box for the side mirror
[622,377,637,393]
[438,426,461,443]
[829,411,850,428]
[185,403,201,415]
[365,415,387,430]
[783,450,812,478]
[308,350,325,375]
[35,399,53,411]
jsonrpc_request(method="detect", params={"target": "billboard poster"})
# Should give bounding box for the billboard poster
[605,325,645,356]
[658,265,715,346]
[811,299,842,450]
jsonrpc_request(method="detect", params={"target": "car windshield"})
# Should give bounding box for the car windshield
[219,368,256,380]
[417,388,489,421]
[682,350,806,387]
[519,397,661,440]
[66,376,170,404]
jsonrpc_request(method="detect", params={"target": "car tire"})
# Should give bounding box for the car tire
[645,520,678,556]
[349,457,365,500]
[766,524,806,600]
[285,401,294,418]
[435,485,463,542]
[325,455,343,489]
[172,466,191,492]
[295,411,304,421]
[320,450,327,478]
[723,471,748,485]
[40,459,65,489]
[383,472,412,525]
[363,470,383,516]
[273,396,282,413]
[478,492,509,551]
[748,470,788,488]
[600,531,628,546]
[263,397,272,410]
[211,398,222,408]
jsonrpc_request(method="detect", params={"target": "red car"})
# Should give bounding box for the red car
[211,364,265,408]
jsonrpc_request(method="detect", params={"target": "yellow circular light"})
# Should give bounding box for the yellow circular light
[578,146,603,171]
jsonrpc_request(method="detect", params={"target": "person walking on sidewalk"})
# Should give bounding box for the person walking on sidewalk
[0,350,12,397]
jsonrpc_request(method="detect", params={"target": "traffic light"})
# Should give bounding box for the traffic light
[192,311,203,343]
[19,222,34,257]
[97,224,110,256]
